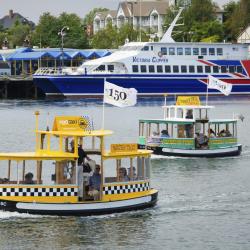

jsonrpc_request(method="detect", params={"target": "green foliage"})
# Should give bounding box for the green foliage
[32,12,88,49]
[8,22,31,48]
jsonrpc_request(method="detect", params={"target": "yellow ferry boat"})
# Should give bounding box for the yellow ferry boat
[0,113,158,216]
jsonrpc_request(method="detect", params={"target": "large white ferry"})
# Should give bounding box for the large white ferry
[33,9,250,98]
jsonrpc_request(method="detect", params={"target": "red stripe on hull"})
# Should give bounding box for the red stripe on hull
[201,78,250,85]
[242,60,250,76]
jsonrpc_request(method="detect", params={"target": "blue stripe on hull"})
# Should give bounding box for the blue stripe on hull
[47,76,250,95]
[33,77,63,95]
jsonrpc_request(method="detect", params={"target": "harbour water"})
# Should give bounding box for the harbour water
[0,98,250,250]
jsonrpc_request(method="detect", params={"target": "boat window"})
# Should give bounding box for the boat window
[165,65,171,73]
[221,66,227,73]
[161,47,167,55]
[142,46,149,51]
[173,65,179,73]
[217,48,223,56]
[185,48,191,55]
[181,65,187,73]
[96,65,105,71]
[205,66,211,73]
[151,46,154,51]
[193,48,199,55]
[201,48,207,56]
[209,48,215,55]
[229,66,235,73]
[169,47,175,55]
[189,65,195,73]
[157,65,163,73]
[213,66,219,73]
[132,65,139,73]
[197,66,203,73]
[237,66,243,73]
[149,65,155,73]
[108,65,114,72]
[140,65,147,73]
[177,48,183,55]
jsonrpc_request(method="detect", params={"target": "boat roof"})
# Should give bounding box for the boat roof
[209,119,238,124]
[139,118,195,124]
[0,151,77,161]
[103,149,152,159]
[37,129,113,137]
[162,105,214,109]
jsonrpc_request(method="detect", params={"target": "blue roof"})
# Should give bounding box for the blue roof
[7,51,49,61]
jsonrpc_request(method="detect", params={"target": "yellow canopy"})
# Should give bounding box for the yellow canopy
[0,151,77,161]
[36,129,113,137]
[102,149,152,160]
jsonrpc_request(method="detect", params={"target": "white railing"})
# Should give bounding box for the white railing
[34,67,78,76]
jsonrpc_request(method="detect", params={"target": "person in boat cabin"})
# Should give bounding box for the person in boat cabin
[209,128,216,137]
[195,133,208,149]
[185,110,194,138]
[161,129,170,137]
[70,139,91,199]
[24,172,34,184]
[128,166,136,180]
[88,164,101,200]
[118,167,130,182]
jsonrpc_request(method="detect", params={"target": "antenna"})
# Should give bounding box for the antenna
[160,7,184,43]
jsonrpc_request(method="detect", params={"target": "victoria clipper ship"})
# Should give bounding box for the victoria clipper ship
[33,9,250,98]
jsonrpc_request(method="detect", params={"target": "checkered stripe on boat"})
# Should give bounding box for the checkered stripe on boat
[0,187,78,197]
[103,182,150,195]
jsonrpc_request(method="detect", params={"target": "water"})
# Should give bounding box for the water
[0,98,250,250]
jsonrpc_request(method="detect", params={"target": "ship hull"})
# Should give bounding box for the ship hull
[33,74,250,97]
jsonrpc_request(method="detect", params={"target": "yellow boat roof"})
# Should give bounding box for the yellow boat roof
[0,151,77,161]
[36,129,113,137]
[102,149,152,159]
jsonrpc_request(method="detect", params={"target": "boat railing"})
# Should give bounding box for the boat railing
[34,67,78,76]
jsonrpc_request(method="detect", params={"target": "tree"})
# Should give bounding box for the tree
[8,21,31,48]
[32,12,88,49]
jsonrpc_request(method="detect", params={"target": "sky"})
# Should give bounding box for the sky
[0,0,233,24]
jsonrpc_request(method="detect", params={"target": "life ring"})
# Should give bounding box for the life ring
[158,51,162,57]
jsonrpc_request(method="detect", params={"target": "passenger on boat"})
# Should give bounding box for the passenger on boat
[24,172,34,184]
[161,130,170,138]
[209,128,216,137]
[118,167,130,182]
[128,166,136,180]
[185,110,193,138]
[218,129,228,137]
[195,133,208,149]
[88,164,101,200]
[70,140,91,199]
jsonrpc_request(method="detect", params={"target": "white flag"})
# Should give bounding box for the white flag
[208,75,232,96]
[104,81,137,107]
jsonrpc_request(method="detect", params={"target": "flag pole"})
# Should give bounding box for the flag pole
[102,78,106,130]
[206,76,209,106]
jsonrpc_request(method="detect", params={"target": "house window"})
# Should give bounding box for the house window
[173,65,179,73]
[181,65,187,73]
[189,65,195,73]
[209,48,215,56]
[213,66,219,73]
[205,66,211,73]
[169,47,175,55]
[185,48,191,55]
[157,65,163,73]
[161,47,167,55]
[132,65,139,73]
[149,65,155,73]
[165,65,171,73]
[197,66,203,73]
[141,65,147,73]
[177,48,183,55]
[201,48,207,56]
[217,48,223,56]
[193,48,199,55]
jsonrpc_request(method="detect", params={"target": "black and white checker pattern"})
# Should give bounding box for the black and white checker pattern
[0,187,78,197]
[103,182,150,195]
